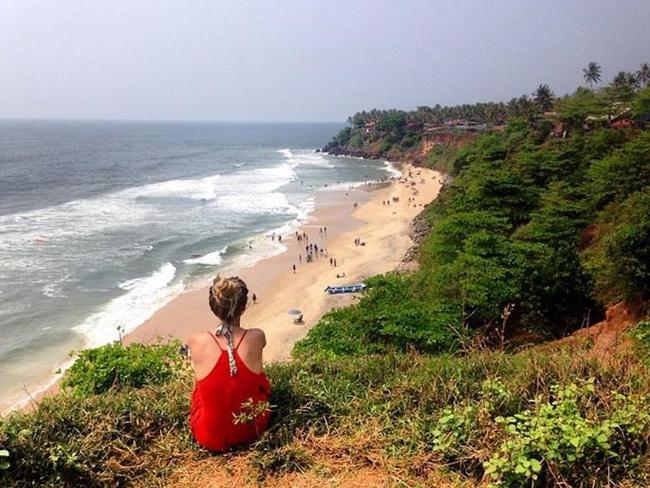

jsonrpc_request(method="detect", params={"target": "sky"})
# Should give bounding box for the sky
[1,0,649,122]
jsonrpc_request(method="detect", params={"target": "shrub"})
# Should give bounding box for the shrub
[0,377,194,487]
[583,189,650,303]
[400,132,421,149]
[377,136,393,154]
[425,143,460,173]
[485,382,650,487]
[62,341,187,397]
[587,132,650,210]
[348,132,365,148]
[294,274,458,357]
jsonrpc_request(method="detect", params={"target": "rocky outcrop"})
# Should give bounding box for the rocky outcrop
[325,132,479,168]
[402,206,432,263]
[325,145,384,160]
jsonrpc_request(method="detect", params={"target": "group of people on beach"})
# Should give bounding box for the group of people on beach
[301,241,327,264]
[268,228,339,275]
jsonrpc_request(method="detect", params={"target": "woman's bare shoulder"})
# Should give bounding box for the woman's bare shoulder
[187,330,209,345]
[186,331,213,356]
[245,327,266,346]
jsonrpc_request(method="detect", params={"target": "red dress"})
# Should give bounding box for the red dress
[190,330,271,452]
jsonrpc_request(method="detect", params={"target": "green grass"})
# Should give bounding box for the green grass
[2,339,650,487]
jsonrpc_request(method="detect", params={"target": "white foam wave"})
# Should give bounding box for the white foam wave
[183,245,228,265]
[42,283,63,298]
[319,181,366,192]
[41,273,71,298]
[318,160,401,193]
[256,162,297,183]
[216,194,315,276]
[129,175,222,201]
[212,163,298,214]
[73,262,183,347]
[383,160,402,177]
[223,236,287,272]
[217,192,296,215]
[0,163,297,251]
[278,148,335,168]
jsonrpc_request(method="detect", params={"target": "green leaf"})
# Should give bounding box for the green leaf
[529,458,542,473]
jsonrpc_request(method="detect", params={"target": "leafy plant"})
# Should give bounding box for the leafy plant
[233,398,272,426]
[630,321,650,364]
[484,381,650,486]
[62,340,187,397]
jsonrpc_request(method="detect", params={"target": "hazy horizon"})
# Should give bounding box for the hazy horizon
[2,0,650,122]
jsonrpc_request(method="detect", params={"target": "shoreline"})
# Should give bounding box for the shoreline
[125,163,442,362]
[1,162,442,415]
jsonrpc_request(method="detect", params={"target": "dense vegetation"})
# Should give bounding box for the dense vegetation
[324,62,650,168]
[2,65,650,487]
[314,76,650,356]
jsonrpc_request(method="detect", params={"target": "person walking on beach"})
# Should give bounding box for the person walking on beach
[292,264,296,274]
[186,276,271,452]
[252,293,257,305]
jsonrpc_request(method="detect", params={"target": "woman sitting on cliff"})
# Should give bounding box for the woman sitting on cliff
[187,276,271,452]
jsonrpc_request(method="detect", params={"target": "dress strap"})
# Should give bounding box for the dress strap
[207,331,224,350]
[235,330,248,350]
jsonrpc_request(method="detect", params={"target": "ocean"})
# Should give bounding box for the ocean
[0,120,397,411]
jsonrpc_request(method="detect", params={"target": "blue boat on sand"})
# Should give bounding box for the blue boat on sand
[324,283,367,294]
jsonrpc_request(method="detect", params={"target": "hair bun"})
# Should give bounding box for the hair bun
[211,276,238,300]
[208,275,249,323]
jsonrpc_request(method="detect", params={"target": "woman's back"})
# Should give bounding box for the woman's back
[189,328,271,452]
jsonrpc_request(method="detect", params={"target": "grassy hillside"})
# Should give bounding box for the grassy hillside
[2,79,650,487]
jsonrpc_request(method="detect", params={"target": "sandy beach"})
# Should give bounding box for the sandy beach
[125,164,442,362]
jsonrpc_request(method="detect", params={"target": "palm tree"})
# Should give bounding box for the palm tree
[612,71,639,89]
[583,62,602,88]
[626,72,640,89]
[534,84,555,112]
[637,63,650,87]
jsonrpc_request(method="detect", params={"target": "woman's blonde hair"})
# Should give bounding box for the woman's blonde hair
[208,276,248,324]
[208,276,249,376]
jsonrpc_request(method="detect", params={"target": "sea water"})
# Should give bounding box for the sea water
[0,120,395,411]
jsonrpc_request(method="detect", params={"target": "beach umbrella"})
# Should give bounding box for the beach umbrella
[287,308,302,315]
